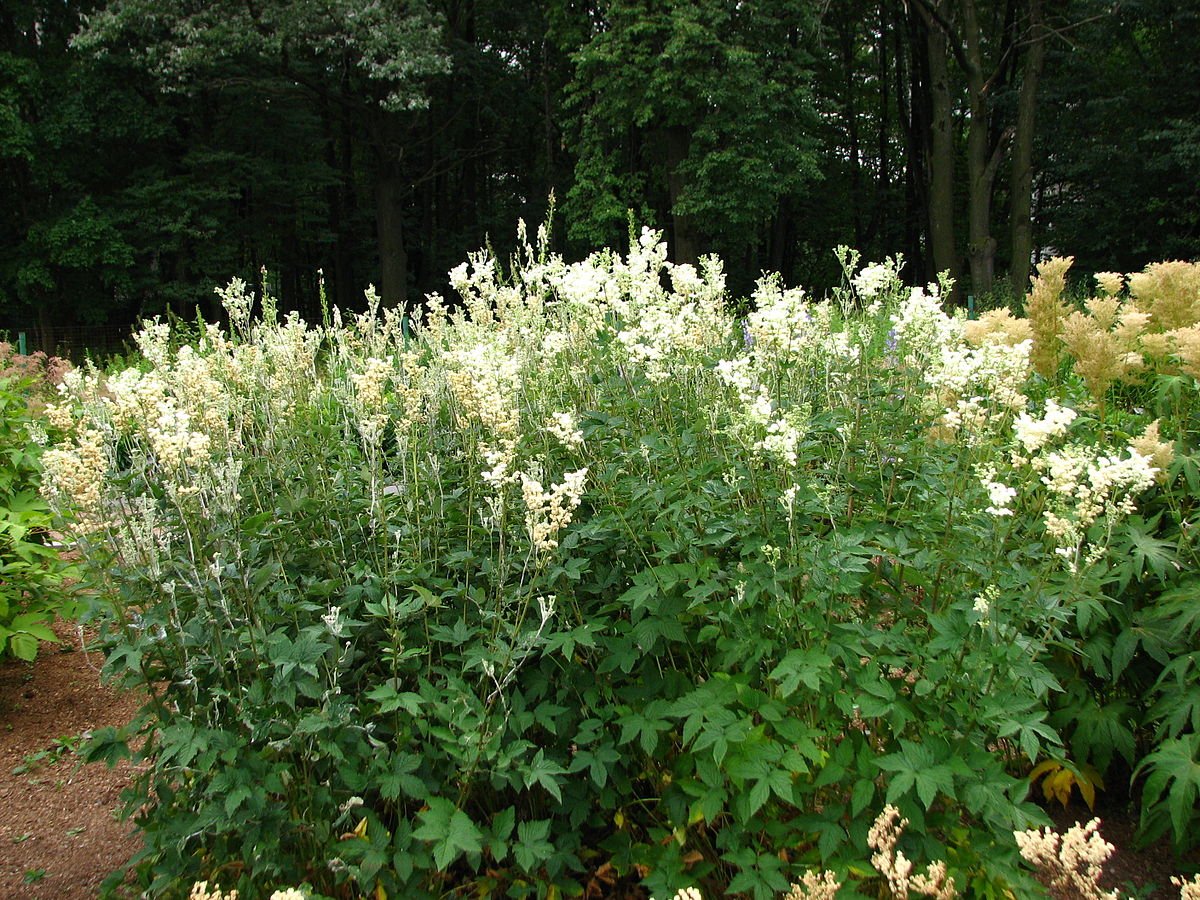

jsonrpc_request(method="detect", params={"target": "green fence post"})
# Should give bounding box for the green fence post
[17,331,26,355]
[967,295,976,320]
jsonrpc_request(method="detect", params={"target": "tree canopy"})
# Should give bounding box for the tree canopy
[2,0,1197,350]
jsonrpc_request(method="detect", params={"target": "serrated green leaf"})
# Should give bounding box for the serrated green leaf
[525,749,566,803]
[851,778,875,816]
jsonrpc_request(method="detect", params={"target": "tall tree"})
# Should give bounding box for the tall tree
[1007,0,1044,293]
[561,0,821,273]
[909,0,1054,298]
[1037,0,1200,273]
[1,1,146,350]
[74,0,450,308]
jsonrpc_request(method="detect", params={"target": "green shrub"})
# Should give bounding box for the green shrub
[0,376,74,660]
[45,233,1197,898]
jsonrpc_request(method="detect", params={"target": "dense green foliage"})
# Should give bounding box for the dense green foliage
[43,234,1200,897]
[0,370,73,661]
[3,0,1198,351]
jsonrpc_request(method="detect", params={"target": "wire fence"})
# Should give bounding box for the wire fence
[0,323,135,362]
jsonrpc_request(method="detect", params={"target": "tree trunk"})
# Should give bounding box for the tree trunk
[36,297,55,356]
[1009,0,1045,295]
[902,4,930,277]
[375,170,409,309]
[663,125,699,265]
[925,15,958,296]
[840,18,864,249]
[963,0,998,297]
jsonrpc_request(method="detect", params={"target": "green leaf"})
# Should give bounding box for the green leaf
[224,785,253,816]
[81,726,131,767]
[8,632,37,662]
[513,819,554,873]
[768,649,832,697]
[1135,733,1200,848]
[851,777,875,816]
[616,702,672,756]
[1110,628,1139,684]
[524,749,566,803]
[413,797,483,871]
[379,752,425,802]
[366,683,423,716]
[878,740,956,809]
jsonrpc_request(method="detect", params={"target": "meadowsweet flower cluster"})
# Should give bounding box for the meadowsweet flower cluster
[40,427,109,531]
[446,340,523,437]
[188,884,306,900]
[977,466,1016,517]
[927,339,1031,416]
[1013,399,1078,457]
[852,255,904,307]
[347,355,395,444]
[546,411,584,449]
[890,285,962,365]
[746,273,820,355]
[1174,875,1200,900]
[611,250,728,382]
[40,233,1197,900]
[190,883,239,900]
[520,467,588,553]
[1036,443,1158,556]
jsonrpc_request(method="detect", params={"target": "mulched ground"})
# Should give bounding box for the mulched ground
[0,620,141,899]
[0,620,1197,899]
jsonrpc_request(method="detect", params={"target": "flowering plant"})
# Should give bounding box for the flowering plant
[46,231,1200,898]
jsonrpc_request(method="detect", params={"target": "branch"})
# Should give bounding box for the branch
[904,0,973,75]
[984,125,1016,187]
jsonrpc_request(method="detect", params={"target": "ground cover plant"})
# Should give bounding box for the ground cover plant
[40,228,1200,898]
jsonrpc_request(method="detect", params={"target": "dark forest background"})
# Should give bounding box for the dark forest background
[2,0,1197,355]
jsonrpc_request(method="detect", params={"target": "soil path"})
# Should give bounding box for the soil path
[0,621,141,899]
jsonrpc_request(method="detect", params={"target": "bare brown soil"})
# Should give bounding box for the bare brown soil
[0,621,141,900]
[0,621,1196,899]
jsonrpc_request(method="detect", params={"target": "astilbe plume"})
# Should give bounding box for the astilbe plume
[1059,294,1147,404]
[1130,419,1175,484]
[1169,325,1200,377]
[868,805,958,898]
[1094,272,1125,297]
[1128,260,1200,331]
[783,870,843,899]
[1026,256,1075,377]
[963,308,1034,348]
[1174,875,1200,899]
[1014,819,1119,900]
